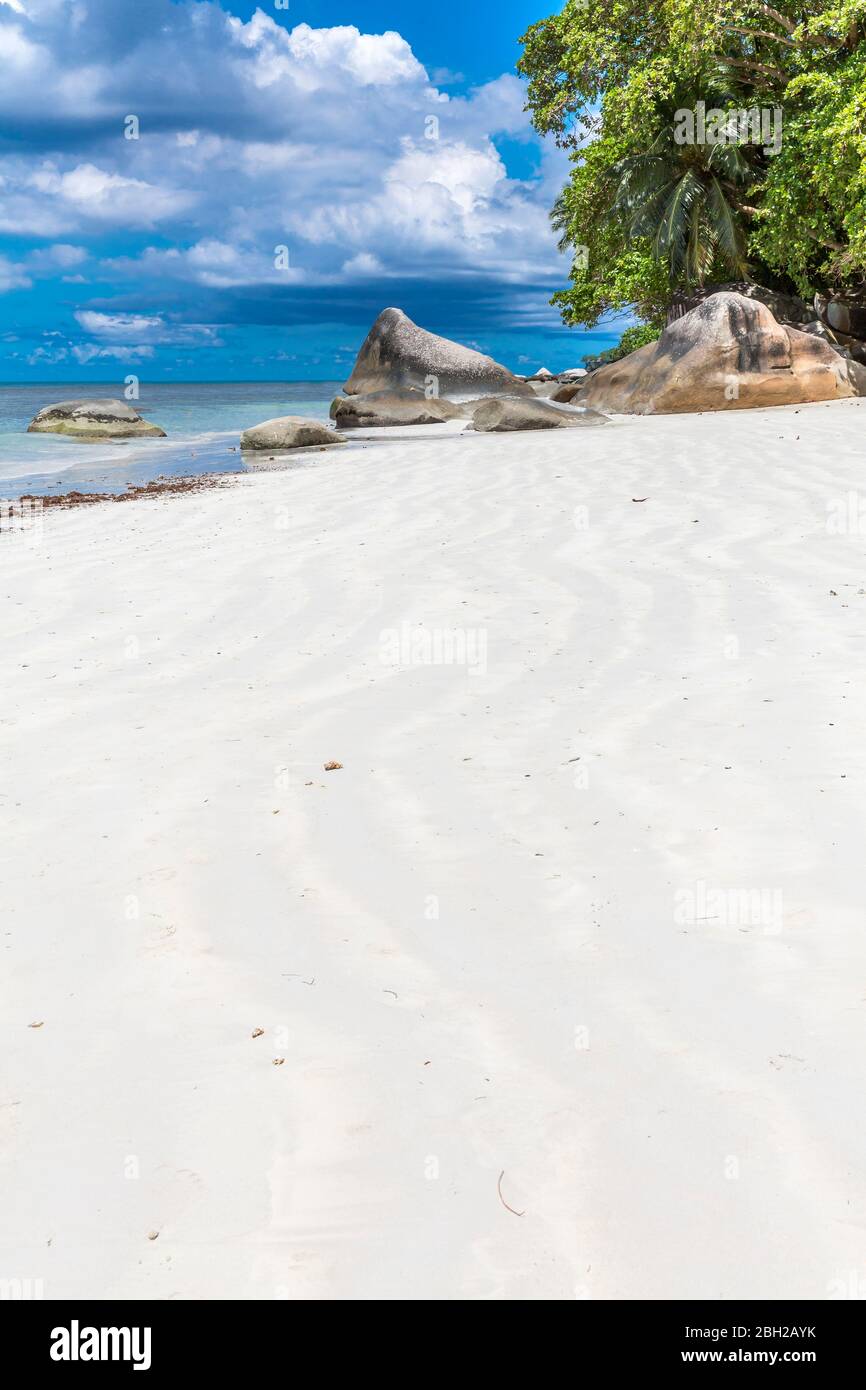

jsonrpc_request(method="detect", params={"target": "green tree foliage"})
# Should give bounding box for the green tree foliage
[582,322,661,369]
[519,2,866,329]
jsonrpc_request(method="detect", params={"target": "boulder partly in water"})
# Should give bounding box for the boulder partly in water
[27,399,166,439]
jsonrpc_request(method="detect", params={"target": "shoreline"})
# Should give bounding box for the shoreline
[9,474,230,511]
[3,391,864,512]
[0,380,346,502]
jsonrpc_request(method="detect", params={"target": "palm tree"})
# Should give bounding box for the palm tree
[608,121,755,289]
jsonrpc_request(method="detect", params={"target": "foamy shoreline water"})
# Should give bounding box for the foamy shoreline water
[4,397,866,1299]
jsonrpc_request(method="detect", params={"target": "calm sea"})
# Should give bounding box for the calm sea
[0,381,342,499]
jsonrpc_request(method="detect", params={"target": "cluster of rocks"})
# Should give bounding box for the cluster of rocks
[26,290,866,454]
[229,304,608,445]
[252,290,866,432]
[325,309,605,434]
[25,311,604,451]
[518,365,587,386]
[326,385,604,434]
[25,396,349,453]
[811,294,866,364]
[516,369,589,405]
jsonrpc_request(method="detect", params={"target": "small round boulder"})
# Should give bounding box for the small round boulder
[240,417,346,450]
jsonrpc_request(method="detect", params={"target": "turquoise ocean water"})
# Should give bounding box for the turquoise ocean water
[0,381,342,499]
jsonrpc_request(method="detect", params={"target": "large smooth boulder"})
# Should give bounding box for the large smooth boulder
[470,397,608,432]
[333,388,466,428]
[344,307,530,398]
[27,399,166,438]
[578,293,866,415]
[240,417,345,450]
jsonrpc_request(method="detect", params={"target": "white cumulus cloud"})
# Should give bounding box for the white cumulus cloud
[0,1,572,332]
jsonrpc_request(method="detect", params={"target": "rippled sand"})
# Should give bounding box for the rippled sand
[3,397,866,1299]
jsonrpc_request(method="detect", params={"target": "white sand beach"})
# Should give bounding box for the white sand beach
[4,398,866,1301]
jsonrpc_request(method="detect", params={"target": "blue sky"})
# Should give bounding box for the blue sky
[0,0,621,381]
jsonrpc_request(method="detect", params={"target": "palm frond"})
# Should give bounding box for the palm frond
[655,169,703,268]
[707,139,753,184]
[705,175,748,276]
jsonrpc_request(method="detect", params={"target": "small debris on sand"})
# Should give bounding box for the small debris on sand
[497,1170,525,1217]
[272,1057,285,1067]
[147,1230,160,1241]
[251,1028,264,1039]
[28,1021,44,1029]
[14,476,225,513]
[324,761,343,771]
